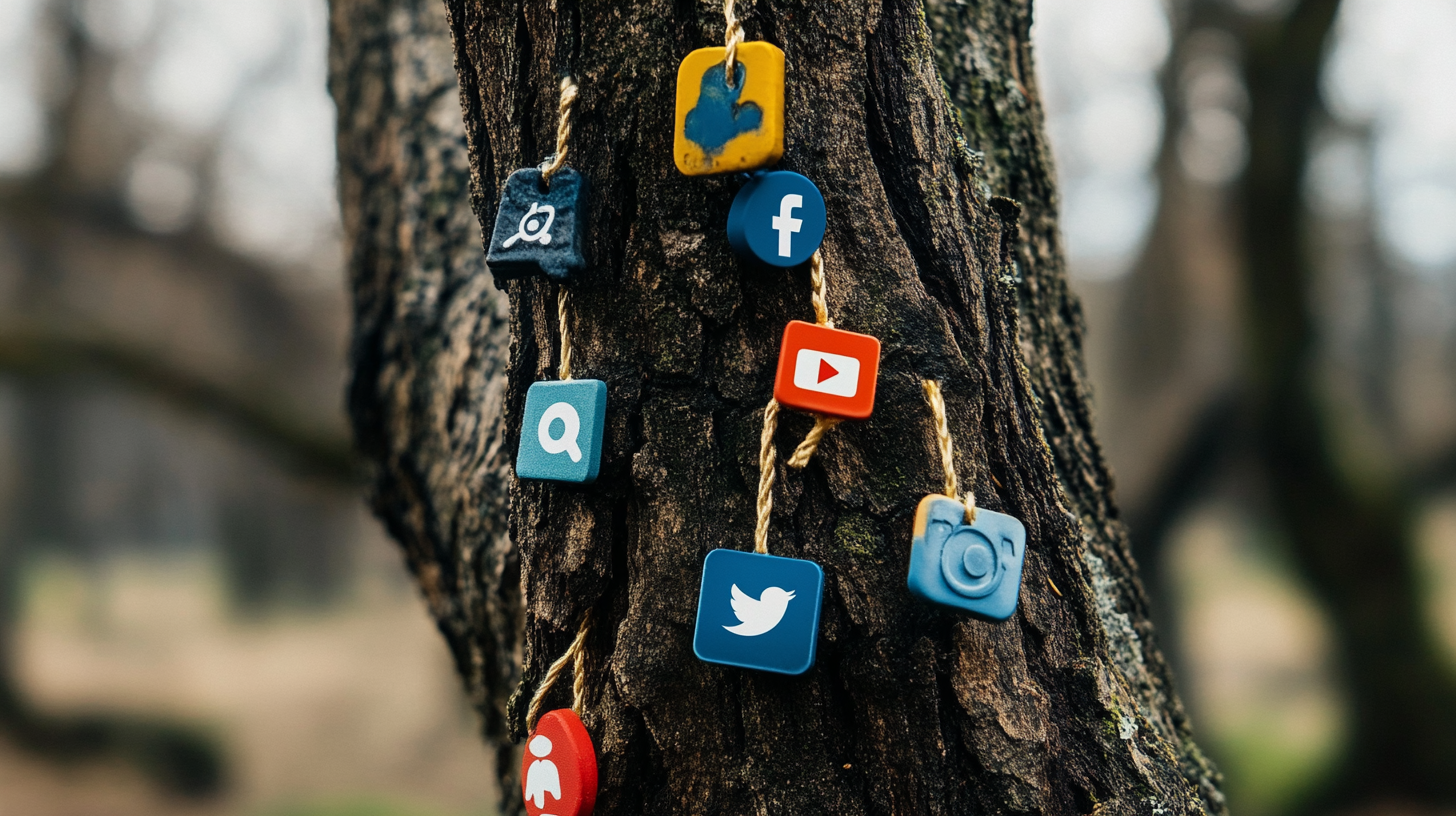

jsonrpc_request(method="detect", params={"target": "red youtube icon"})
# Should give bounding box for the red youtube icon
[773,320,881,419]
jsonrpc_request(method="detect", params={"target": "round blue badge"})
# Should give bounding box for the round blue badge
[727,171,827,267]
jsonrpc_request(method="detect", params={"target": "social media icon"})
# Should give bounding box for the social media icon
[487,167,589,281]
[516,380,607,483]
[723,584,795,636]
[906,495,1026,620]
[503,202,556,248]
[727,171,827,267]
[792,349,860,398]
[693,549,823,675]
[773,320,881,419]
[521,709,597,816]
[674,42,785,175]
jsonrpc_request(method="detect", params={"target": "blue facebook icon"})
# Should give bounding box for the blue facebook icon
[515,379,607,483]
[693,549,824,675]
[727,171,827,267]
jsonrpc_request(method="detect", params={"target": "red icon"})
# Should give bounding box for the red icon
[773,320,881,419]
[522,709,598,816]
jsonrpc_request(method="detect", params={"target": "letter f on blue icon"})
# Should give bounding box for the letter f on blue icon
[727,171,826,268]
[516,380,607,483]
[772,194,802,257]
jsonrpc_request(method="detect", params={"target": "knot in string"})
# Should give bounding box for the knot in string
[526,612,593,731]
[922,379,977,523]
[541,77,579,186]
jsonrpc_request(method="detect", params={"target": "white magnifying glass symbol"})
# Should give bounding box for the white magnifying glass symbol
[537,401,582,462]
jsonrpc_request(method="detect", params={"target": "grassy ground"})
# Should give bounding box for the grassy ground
[0,522,495,816]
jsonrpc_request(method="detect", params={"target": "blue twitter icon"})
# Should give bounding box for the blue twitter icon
[693,549,824,676]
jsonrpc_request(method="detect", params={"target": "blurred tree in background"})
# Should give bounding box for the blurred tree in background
[1087,0,1456,813]
[0,0,360,803]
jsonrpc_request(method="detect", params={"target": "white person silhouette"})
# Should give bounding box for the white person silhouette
[524,734,562,811]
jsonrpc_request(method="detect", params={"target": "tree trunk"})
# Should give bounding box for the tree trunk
[333,1,1224,813]
[1236,0,1456,809]
[328,0,522,770]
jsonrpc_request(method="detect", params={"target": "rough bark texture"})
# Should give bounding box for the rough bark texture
[334,0,1224,813]
[923,2,1223,808]
[328,0,521,769]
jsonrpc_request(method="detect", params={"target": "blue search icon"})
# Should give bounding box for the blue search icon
[516,380,607,483]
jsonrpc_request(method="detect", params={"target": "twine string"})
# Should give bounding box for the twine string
[787,416,843,468]
[753,399,780,554]
[788,250,839,468]
[557,288,573,381]
[541,77,579,185]
[809,250,832,329]
[724,0,745,88]
[526,612,593,731]
[923,379,977,522]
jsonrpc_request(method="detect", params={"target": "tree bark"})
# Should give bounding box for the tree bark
[334,1,1224,813]
[328,0,522,770]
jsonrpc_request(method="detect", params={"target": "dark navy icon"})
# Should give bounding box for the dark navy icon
[693,549,824,675]
[907,495,1026,620]
[727,171,827,267]
[487,167,588,281]
[684,62,762,156]
[516,379,607,483]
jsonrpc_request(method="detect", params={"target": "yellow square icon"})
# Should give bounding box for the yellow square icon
[674,42,785,176]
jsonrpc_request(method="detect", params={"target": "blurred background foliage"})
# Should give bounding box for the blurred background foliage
[0,0,1452,815]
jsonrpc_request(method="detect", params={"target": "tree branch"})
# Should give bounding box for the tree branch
[0,327,356,484]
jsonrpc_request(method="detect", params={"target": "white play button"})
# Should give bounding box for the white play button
[793,349,860,397]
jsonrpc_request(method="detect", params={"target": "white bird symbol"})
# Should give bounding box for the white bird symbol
[724,584,796,636]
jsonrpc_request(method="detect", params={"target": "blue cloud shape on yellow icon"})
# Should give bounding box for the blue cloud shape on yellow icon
[683,61,762,156]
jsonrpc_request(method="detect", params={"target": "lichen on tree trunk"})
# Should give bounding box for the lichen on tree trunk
[332,0,1225,813]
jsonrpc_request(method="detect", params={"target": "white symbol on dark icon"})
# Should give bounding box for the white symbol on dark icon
[524,734,561,810]
[724,584,795,637]
[771,193,803,257]
[537,401,583,462]
[503,202,557,248]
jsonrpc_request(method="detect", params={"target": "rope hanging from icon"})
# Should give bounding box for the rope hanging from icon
[786,250,844,468]
[723,0,745,88]
[550,77,578,383]
[558,288,574,381]
[922,379,977,523]
[753,399,781,555]
[526,611,593,730]
[753,250,849,551]
[542,77,579,186]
